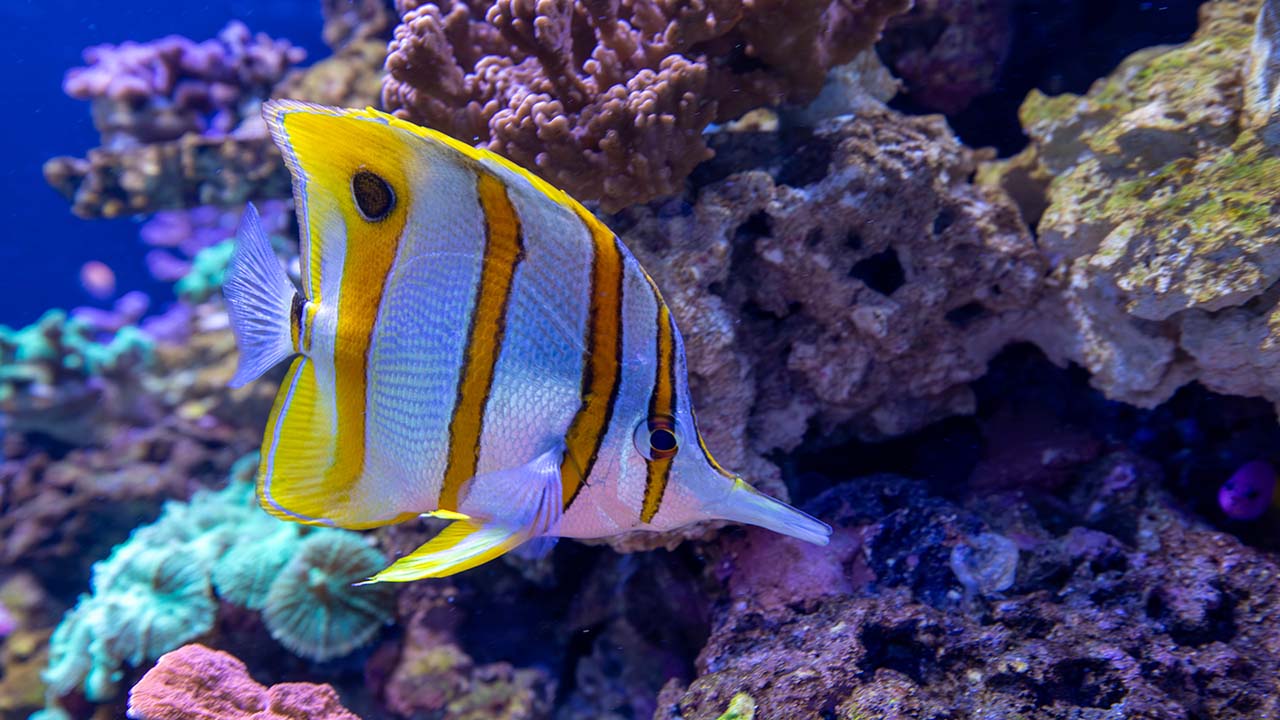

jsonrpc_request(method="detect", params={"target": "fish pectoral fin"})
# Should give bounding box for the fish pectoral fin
[363,448,568,583]
[457,445,565,536]
[362,520,526,583]
[223,203,300,388]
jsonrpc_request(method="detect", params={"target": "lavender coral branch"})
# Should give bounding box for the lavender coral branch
[63,21,305,148]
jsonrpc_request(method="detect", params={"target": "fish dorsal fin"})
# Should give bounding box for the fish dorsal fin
[362,447,564,582]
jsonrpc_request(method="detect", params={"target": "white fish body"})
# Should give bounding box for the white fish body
[222,101,830,582]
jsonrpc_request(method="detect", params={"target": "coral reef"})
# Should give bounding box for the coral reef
[126,643,361,720]
[879,0,1014,114]
[616,105,1046,459]
[261,531,395,662]
[0,310,153,442]
[372,544,555,719]
[42,132,289,220]
[62,21,304,148]
[382,0,911,210]
[24,0,1280,718]
[658,465,1280,719]
[38,470,394,712]
[44,22,305,219]
[141,201,290,288]
[983,0,1280,416]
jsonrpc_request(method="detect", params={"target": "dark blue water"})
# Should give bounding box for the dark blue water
[0,0,326,326]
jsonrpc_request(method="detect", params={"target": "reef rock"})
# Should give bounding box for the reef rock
[657,466,1280,720]
[44,9,385,219]
[617,106,1046,456]
[985,0,1280,413]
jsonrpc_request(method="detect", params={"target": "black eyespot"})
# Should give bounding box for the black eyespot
[634,416,679,460]
[650,427,678,454]
[352,169,395,221]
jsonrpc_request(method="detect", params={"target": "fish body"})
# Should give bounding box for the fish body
[223,101,830,582]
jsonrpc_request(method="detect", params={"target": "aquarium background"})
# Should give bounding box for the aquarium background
[1,1,325,326]
[7,0,1280,718]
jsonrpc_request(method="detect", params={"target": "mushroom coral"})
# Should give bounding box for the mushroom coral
[37,459,395,715]
[262,531,396,662]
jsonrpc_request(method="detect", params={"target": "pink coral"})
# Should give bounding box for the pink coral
[382,0,909,210]
[126,644,361,720]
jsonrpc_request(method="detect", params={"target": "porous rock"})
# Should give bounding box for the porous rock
[984,0,1280,414]
[656,467,1280,720]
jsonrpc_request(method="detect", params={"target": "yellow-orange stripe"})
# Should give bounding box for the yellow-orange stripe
[561,210,625,508]
[439,172,525,510]
[326,190,408,498]
[693,406,738,480]
[641,297,677,523]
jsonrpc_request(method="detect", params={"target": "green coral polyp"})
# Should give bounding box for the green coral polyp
[262,530,396,662]
[174,239,235,303]
[38,459,395,713]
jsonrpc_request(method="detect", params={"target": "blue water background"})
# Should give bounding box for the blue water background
[0,0,326,326]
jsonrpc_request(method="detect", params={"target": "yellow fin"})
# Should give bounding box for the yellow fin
[363,521,524,582]
[258,356,340,526]
[421,509,471,521]
[364,447,568,583]
[257,357,409,530]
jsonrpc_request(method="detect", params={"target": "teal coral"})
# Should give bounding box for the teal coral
[174,240,235,304]
[38,457,394,712]
[262,530,395,662]
[44,546,217,702]
[0,309,153,440]
[211,524,300,610]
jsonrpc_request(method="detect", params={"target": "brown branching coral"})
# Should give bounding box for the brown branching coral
[382,0,910,211]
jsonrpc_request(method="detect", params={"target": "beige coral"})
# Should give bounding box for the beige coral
[618,106,1046,455]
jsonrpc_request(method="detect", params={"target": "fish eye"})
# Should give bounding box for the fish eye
[351,169,395,221]
[633,416,679,461]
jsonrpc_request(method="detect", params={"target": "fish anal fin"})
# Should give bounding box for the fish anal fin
[257,357,343,527]
[364,447,566,583]
[363,521,523,582]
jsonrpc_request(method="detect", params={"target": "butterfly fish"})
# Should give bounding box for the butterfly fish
[222,100,832,583]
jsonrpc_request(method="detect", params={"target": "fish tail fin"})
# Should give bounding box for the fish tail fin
[224,203,299,388]
[710,479,832,546]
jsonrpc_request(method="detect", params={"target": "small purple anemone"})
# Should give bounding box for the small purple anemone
[1218,460,1276,521]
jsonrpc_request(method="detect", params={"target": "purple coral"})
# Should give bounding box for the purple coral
[1218,460,1276,521]
[63,21,305,148]
[140,200,291,284]
[72,291,151,337]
